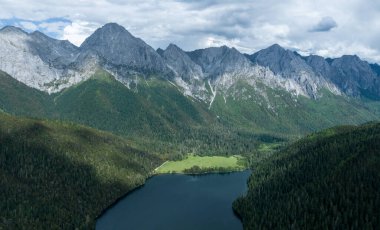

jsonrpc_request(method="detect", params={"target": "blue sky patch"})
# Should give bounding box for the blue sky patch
[0,17,71,39]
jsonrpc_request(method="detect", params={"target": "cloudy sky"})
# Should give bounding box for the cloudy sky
[0,0,379,63]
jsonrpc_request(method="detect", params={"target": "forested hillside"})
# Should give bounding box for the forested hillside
[0,70,282,157]
[2,68,380,161]
[211,82,380,136]
[54,70,267,156]
[1,23,380,160]
[234,123,380,229]
[0,70,54,117]
[0,112,161,229]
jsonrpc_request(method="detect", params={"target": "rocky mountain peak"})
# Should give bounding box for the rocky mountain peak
[306,55,331,76]
[29,30,78,51]
[91,23,133,40]
[0,26,94,93]
[0,26,27,35]
[30,30,49,38]
[0,23,379,102]
[163,43,188,57]
[266,43,285,52]
[163,43,187,56]
[80,23,137,52]
[249,44,343,98]
[28,31,79,68]
[101,22,128,31]
[187,46,252,77]
[80,22,169,77]
[249,43,308,75]
[161,43,203,81]
[329,55,380,98]
[331,55,372,71]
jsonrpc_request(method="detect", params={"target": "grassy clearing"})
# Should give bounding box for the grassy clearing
[257,143,283,154]
[155,154,247,174]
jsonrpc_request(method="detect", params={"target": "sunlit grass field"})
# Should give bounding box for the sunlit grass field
[155,155,247,174]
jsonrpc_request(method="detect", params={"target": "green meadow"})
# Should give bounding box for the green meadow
[155,154,247,174]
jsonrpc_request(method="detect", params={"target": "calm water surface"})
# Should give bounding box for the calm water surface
[96,170,251,230]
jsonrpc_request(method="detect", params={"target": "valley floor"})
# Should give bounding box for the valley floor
[154,155,247,174]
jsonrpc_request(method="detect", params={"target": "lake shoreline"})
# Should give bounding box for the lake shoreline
[96,170,251,230]
[94,179,148,221]
[94,164,163,221]
[154,168,249,176]
[95,169,251,226]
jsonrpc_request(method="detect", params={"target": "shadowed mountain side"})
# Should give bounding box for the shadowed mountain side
[0,112,161,229]
[0,70,54,117]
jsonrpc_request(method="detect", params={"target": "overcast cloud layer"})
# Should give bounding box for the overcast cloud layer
[0,0,379,63]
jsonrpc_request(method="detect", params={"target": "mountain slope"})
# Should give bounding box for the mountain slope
[0,68,279,157]
[0,70,54,117]
[0,112,161,229]
[234,123,380,229]
[53,70,267,156]
[159,44,209,100]
[0,23,379,103]
[28,30,79,68]
[370,63,380,76]
[160,44,203,82]
[329,55,380,99]
[0,26,96,93]
[188,46,253,78]
[80,23,172,83]
[54,70,206,138]
[0,67,379,156]
[248,44,341,98]
[211,80,380,136]
[1,23,380,157]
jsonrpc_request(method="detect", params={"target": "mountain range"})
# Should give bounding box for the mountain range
[0,22,380,153]
[1,22,380,229]
[1,23,379,100]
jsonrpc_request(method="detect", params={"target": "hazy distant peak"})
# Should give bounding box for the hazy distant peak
[0,25,27,35]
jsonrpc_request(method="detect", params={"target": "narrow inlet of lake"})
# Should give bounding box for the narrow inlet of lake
[96,170,251,230]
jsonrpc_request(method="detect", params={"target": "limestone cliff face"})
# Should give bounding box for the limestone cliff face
[0,23,378,103]
[0,26,96,93]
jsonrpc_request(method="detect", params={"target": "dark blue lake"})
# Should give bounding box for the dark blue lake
[96,170,251,230]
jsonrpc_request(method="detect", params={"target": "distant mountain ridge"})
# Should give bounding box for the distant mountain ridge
[80,23,173,87]
[1,23,380,230]
[1,24,380,154]
[248,44,342,98]
[0,23,379,102]
[0,25,97,93]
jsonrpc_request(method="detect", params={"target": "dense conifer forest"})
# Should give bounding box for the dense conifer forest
[0,112,161,229]
[234,122,380,229]
[0,70,282,158]
[1,69,380,229]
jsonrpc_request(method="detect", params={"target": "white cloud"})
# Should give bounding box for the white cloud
[253,23,290,43]
[18,21,37,31]
[0,0,379,62]
[315,42,380,63]
[203,36,248,51]
[62,21,99,46]
[310,17,338,32]
[39,21,70,35]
